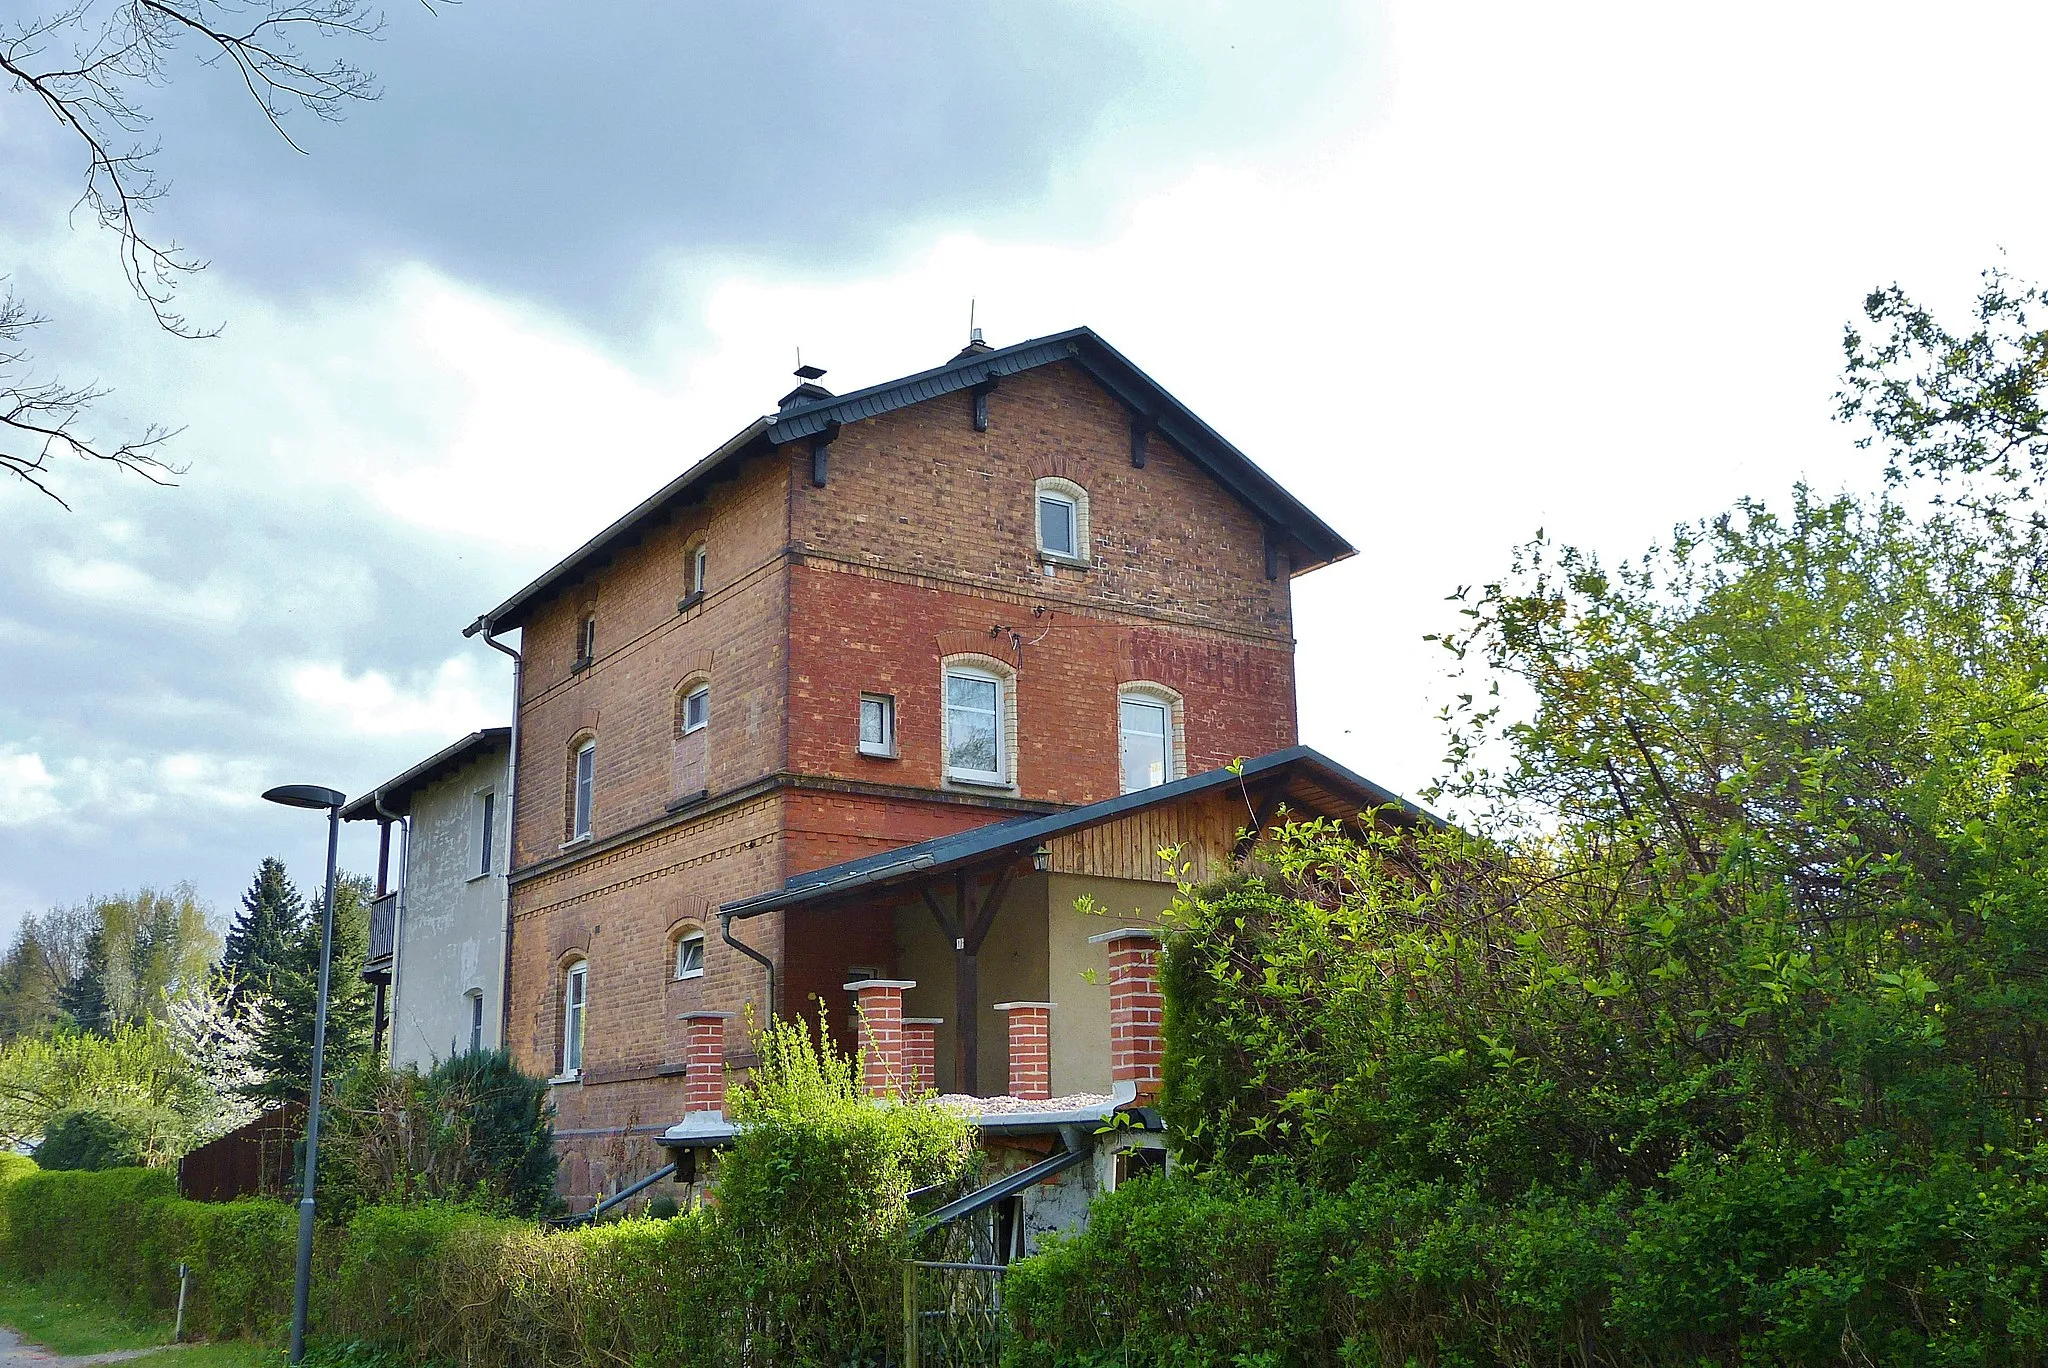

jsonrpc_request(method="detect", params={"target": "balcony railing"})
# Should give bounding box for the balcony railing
[364,892,397,976]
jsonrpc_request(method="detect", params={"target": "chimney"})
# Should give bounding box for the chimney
[778,356,833,412]
[995,1002,1054,1102]
[902,1017,942,1095]
[845,979,916,1099]
[680,1010,734,1116]
[1088,929,1163,1105]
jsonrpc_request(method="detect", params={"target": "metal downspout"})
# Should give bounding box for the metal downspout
[471,619,521,1050]
[720,908,776,1026]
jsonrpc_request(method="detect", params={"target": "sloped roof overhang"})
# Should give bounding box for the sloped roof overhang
[340,727,512,822]
[718,745,1439,922]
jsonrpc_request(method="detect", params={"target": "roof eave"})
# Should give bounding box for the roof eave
[470,417,773,635]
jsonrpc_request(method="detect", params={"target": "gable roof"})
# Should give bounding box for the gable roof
[467,327,1356,635]
[719,745,1438,921]
[340,728,511,822]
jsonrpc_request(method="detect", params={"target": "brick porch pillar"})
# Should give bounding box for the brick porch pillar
[902,1018,942,1095]
[994,1002,1054,1101]
[844,979,916,1099]
[1088,928,1163,1104]
[679,1010,733,1116]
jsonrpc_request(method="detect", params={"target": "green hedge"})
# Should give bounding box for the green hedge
[0,1018,973,1366]
[1,1167,294,1340]
[1005,1155,2048,1367]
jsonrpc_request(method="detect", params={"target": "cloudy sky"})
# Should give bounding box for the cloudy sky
[4,2,2047,931]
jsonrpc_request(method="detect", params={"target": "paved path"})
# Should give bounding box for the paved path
[0,1328,179,1367]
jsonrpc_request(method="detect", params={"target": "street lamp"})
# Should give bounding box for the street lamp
[262,782,347,1366]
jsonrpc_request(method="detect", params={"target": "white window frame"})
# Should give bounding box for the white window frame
[572,740,595,842]
[1038,490,1077,558]
[673,928,706,981]
[578,613,597,663]
[691,543,708,596]
[466,989,485,1054]
[682,684,710,735]
[858,693,896,758]
[1117,682,1186,794]
[1033,477,1091,566]
[562,959,588,1077]
[944,665,1007,785]
[474,788,496,877]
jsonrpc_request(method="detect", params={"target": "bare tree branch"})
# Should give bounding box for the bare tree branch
[1,0,381,505]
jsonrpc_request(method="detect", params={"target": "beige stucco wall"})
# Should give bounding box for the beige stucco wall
[890,871,1172,1097]
[390,742,510,1068]
[1045,874,1173,1097]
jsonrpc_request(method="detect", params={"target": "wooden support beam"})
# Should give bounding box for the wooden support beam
[1129,411,1156,468]
[1233,789,1287,861]
[953,870,977,1094]
[1263,530,1283,581]
[809,420,841,488]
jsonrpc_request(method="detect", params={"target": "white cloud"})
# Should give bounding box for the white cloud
[0,750,60,826]
[41,555,242,626]
[289,656,497,739]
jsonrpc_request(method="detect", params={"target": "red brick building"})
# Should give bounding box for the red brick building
[464,328,1357,1202]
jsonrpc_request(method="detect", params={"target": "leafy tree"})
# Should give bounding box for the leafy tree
[1013,274,2048,1365]
[247,872,373,1106]
[221,857,305,1010]
[54,886,219,1034]
[0,1023,201,1163]
[0,903,98,1042]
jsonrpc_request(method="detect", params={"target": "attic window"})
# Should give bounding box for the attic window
[1034,478,1089,566]
[574,613,597,670]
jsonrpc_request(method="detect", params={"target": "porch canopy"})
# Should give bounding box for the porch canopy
[720,746,1434,1098]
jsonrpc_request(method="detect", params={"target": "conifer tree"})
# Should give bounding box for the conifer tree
[247,872,374,1105]
[222,857,304,1007]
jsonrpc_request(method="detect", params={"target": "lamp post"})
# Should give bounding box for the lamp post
[262,782,348,1366]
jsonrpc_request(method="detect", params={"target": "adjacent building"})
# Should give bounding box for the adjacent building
[342,728,512,1068]
[461,326,1371,1204]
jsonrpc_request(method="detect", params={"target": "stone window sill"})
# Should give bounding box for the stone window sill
[548,1072,581,1086]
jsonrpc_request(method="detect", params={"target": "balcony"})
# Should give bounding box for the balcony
[363,891,397,982]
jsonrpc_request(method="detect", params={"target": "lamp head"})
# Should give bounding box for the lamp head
[263,783,347,811]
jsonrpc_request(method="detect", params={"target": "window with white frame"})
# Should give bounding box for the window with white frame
[859,693,895,757]
[1118,684,1184,793]
[571,739,595,841]
[475,789,496,876]
[466,989,485,1054]
[945,667,1005,783]
[673,928,705,980]
[562,959,588,1076]
[577,613,597,665]
[682,683,709,734]
[1034,477,1090,564]
[1120,698,1172,792]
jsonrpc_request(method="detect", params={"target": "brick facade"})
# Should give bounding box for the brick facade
[496,347,1320,1205]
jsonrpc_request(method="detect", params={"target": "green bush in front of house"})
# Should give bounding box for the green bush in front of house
[1,1166,295,1339]
[0,1017,975,1366]
[1006,284,2048,1366]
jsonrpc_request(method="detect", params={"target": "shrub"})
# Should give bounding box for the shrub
[718,1014,977,1365]
[0,1165,293,1339]
[322,1049,559,1219]
[31,1107,150,1171]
